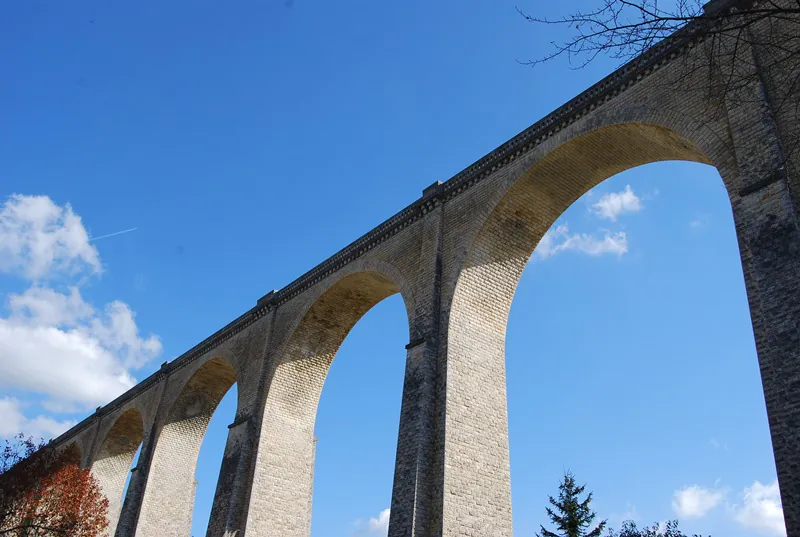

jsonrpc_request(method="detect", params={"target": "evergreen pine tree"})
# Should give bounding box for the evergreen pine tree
[536,471,607,537]
[607,519,708,537]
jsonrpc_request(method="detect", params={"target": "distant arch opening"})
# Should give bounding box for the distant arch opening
[247,269,412,537]
[500,159,775,535]
[311,294,408,534]
[135,357,237,537]
[192,382,237,537]
[91,408,144,536]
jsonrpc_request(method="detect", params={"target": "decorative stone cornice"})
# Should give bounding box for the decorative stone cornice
[51,0,742,448]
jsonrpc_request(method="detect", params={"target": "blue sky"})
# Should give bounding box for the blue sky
[0,1,783,536]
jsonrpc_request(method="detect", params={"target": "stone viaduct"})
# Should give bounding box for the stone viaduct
[46,1,800,535]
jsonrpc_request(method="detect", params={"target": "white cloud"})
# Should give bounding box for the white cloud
[368,509,390,534]
[353,508,390,536]
[0,194,161,413]
[0,397,75,441]
[672,484,726,518]
[87,300,162,370]
[709,437,729,451]
[537,185,641,260]
[690,213,710,229]
[9,286,93,327]
[0,194,101,280]
[0,311,144,408]
[732,480,786,536]
[592,185,642,221]
[534,224,628,260]
[0,284,161,410]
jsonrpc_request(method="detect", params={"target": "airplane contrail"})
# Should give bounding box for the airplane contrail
[90,227,138,242]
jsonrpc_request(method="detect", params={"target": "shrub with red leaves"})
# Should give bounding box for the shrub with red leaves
[0,434,109,536]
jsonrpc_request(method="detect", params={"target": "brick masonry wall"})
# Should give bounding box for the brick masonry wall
[43,3,799,536]
[245,255,425,536]
[135,357,237,537]
[91,408,144,537]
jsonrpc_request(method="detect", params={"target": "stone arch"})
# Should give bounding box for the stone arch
[279,259,415,344]
[135,356,238,537]
[442,119,733,536]
[444,106,736,288]
[246,263,414,537]
[91,408,145,537]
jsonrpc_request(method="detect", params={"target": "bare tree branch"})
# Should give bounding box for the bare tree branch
[517,0,800,158]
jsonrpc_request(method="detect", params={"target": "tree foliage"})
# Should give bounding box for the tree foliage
[537,471,607,537]
[606,519,709,537]
[0,434,109,537]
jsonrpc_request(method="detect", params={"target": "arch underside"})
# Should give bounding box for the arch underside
[136,358,237,537]
[60,442,83,466]
[462,123,712,334]
[443,122,715,536]
[92,408,144,537]
[247,270,409,537]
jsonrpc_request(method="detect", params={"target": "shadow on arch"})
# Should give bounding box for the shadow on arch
[135,356,238,537]
[60,442,83,467]
[246,264,413,537]
[453,121,730,344]
[444,120,736,536]
[90,408,144,536]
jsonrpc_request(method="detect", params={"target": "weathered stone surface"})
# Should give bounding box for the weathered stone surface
[46,2,800,536]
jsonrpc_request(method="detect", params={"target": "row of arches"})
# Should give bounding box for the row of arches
[85,358,239,537]
[75,119,784,536]
[92,408,144,536]
[82,267,414,536]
